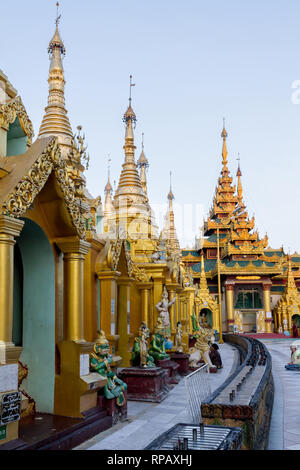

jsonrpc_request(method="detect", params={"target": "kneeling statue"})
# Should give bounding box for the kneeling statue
[189,316,216,369]
[131,322,155,368]
[149,317,170,361]
[90,330,127,406]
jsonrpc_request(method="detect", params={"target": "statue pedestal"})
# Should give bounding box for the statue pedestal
[189,335,197,348]
[97,393,127,426]
[155,359,180,385]
[118,367,169,403]
[170,353,190,375]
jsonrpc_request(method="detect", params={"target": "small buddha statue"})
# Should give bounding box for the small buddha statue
[131,322,155,368]
[149,317,170,361]
[90,330,127,406]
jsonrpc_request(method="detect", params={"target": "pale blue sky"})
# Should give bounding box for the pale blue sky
[2,0,300,250]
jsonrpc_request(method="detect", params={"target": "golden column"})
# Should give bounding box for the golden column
[117,276,133,367]
[0,216,23,445]
[137,282,153,326]
[54,236,103,418]
[97,270,121,354]
[263,282,272,334]
[176,287,183,325]
[0,215,24,360]
[56,237,91,342]
[225,283,235,332]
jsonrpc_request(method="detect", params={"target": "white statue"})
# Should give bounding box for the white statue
[155,286,176,339]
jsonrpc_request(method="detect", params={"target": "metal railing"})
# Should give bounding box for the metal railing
[184,363,211,424]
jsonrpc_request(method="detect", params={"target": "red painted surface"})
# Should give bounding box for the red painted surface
[170,353,190,375]
[118,367,170,402]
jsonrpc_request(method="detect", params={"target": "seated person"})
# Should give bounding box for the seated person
[209,343,223,369]
[285,342,300,370]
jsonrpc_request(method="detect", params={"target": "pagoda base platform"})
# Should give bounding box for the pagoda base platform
[0,407,113,450]
[156,359,180,385]
[170,352,190,375]
[118,367,170,403]
[189,362,217,374]
[97,394,127,426]
[240,333,293,340]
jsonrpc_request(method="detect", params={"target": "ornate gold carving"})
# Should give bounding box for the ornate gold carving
[236,276,261,280]
[1,138,87,238]
[0,96,34,145]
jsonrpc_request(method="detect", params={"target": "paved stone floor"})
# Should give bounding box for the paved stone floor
[262,338,300,450]
[75,342,238,450]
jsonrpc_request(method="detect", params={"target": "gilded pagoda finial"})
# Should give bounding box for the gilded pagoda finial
[236,154,243,203]
[105,155,113,193]
[123,75,137,127]
[137,133,149,196]
[221,118,228,165]
[161,172,180,252]
[39,1,73,157]
[168,171,174,201]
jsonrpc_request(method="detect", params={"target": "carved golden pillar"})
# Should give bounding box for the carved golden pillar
[263,282,272,334]
[0,216,24,445]
[137,282,153,326]
[183,288,195,333]
[176,287,183,325]
[56,237,91,342]
[117,276,133,367]
[84,233,104,343]
[54,237,103,418]
[97,270,120,354]
[0,215,24,360]
[225,284,234,332]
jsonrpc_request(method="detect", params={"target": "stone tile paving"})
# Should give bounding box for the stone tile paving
[75,342,238,450]
[262,339,300,450]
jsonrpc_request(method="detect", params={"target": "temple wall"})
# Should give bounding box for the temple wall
[17,219,56,413]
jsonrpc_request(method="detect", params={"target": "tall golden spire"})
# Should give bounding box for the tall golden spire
[286,255,298,294]
[161,172,180,251]
[274,255,300,330]
[205,121,238,228]
[199,252,210,295]
[104,156,114,218]
[221,118,228,168]
[112,76,156,239]
[236,154,243,204]
[38,2,73,157]
[137,133,149,196]
[114,76,145,201]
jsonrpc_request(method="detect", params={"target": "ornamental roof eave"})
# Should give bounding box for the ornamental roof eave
[0,96,34,145]
[211,264,283,277]
[0,137,87,239]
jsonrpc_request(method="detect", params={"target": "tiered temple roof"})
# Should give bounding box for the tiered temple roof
[182,124,283,278]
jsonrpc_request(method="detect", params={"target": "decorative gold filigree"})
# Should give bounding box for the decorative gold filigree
[131,263,150,282]
[107,238,123,271]
[1,138,87,238]
[0,96,34,145]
